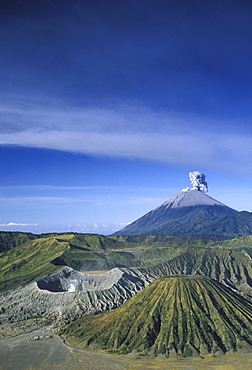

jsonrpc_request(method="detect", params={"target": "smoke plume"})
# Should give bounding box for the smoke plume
[189,171,208,192]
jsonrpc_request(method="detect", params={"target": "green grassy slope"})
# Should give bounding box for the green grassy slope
[0,232,181,291]
[217,234,252,250]
[55,234,231,269]
[62,276,252,357]
[0,231,37,252]
[0,236,70,292]
[2,231,252,293]
[149,248,252,298]
[54,247,137,271]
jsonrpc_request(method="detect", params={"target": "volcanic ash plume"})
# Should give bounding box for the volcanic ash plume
[189,171,208,192]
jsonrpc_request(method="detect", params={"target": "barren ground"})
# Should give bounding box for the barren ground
[1,328,252,370]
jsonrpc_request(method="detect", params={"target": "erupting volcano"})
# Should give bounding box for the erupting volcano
[114,171,237,236]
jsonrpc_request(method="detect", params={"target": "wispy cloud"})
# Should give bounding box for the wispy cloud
[0,196,104,207]
[0,184,125,191]
[0,99,251,173]
[0,194,167,209]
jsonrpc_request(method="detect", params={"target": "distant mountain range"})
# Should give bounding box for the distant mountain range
[114,188,252,237]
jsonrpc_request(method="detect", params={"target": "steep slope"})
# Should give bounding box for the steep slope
[0,236,70,292]
[152,210,252,237]
[146,248,252,298]
[114,189,237,235]
[2,231,234,293]
[0,267,153,337]
[0,231,37,252]
[2,247,252,337]
[0,233,141,292]
[62,276,252,357]
[35,247,252,299]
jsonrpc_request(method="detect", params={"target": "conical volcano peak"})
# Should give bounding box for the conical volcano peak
[162,171,220,208]
[114,171,237,235]
[162,188,226,209]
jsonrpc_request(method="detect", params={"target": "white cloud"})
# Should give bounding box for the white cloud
[63,222,122,234]
[0,222,38,226]
[0,99,252,173]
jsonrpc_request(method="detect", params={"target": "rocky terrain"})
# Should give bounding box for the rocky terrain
[0,267,154,337]
[2,247,252,337]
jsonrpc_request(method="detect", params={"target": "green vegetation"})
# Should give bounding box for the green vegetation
[2,231,252,293]
[54,247,137,271]
[155,248,252,298]
[3,231,252,361]
[152,211,252,237]
[0,236,70,292]
[0,231,36,252]
[0,232,222,285]
[62,276,252,357]
[217,234,252,250]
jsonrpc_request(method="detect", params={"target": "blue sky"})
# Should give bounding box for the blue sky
[1,0,252,234]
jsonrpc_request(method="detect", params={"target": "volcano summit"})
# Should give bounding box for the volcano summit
[114,171,238,236]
